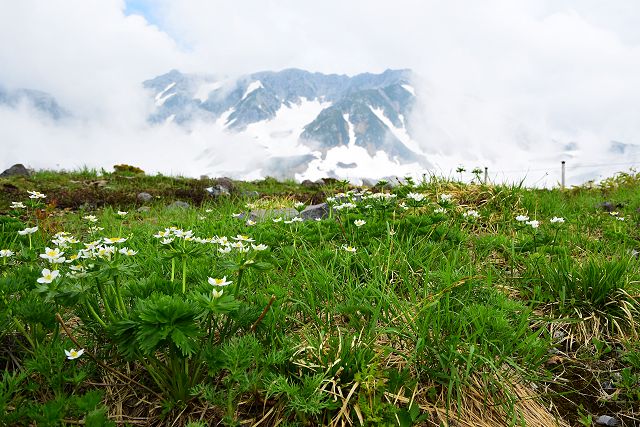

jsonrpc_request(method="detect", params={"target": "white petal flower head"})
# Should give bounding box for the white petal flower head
[515,215,529,222]
[0,249,15,257]
[342,245,357,253]
[65,348,84,360]
[246,219,256,226]
[37,268,60,284]
[232,212,243,218]
[439,194,452,202]
[354,219,366,227]
[211,288,224,299]
[104,237,127,244]
[294,201,305,209]
[118,247,137,256]
[208,276,233,287]
[88,226,104,234]
[232,234,255,242]
[40,247,64,262]
[550,217,565,223]
[218,245,232,254]
[27,190,46,199]
[83,215,98,223]
[617,217,625,221]
[18,226,38,235]
[526,220,540,228]
[161,237,175,245]
[407,192,426,202]
[463,210,480,218]
[117,211,128,216]
[10,201,26,209]
[610,211,619,216]
[433,207,446,214]
[205,209,213,213]
[251,243,268,251]
[272,217,283,223]
[291,217,303,223]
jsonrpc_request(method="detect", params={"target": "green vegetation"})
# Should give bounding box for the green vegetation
[1,168,640,426]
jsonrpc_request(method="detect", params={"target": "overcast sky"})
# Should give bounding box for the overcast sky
[1,0,640,183]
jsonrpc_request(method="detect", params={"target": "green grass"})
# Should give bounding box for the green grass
[1,169,640,426]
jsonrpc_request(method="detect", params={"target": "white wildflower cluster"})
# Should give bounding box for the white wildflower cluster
[463,210,480,219]
[515,215,566,228]
[18,226,38,235]
[27,190,46,199]
[10,201,26,209]
[284,217,303,224]
[0,249,15,258]
[406,192,426,203]
[153,228,268,255]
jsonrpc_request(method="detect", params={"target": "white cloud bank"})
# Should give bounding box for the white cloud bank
[1,0,640,186]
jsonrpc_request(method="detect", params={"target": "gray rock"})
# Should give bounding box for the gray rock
[300,203,329,220]
[596,415,619,426]
[314,179,325,185]
[137,192,153,202]
[0,164,30,177]
[206,184,230,197]
[137,206,151,212]
[168,201,189,209]
[301,179,317,188]
[211,177,235,192]
[600,381,615,392]
[598,201,623,212]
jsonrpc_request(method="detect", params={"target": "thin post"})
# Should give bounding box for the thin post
[483,167,488,185]
[561,161,566,190]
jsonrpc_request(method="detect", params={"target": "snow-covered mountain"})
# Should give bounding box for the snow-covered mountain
[143,68,429,180]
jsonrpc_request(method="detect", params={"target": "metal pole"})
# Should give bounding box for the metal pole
[561,161,566,190]
[484,167,488,185]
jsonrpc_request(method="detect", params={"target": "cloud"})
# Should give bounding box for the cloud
[1,0,640,185]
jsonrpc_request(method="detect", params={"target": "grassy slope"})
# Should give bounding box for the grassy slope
[1,169,639,426]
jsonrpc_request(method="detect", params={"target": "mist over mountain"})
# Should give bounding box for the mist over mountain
[143,68,428,180]
[0,86,68,120]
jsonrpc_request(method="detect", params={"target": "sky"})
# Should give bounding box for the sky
[1,0,640,185]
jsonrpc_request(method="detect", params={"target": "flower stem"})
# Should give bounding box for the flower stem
[171,258,175,282]
[86,302,107,328]
[181,257,187,294]
[96,279,114,320]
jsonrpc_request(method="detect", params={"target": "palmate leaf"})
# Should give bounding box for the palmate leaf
[133,294,203,357]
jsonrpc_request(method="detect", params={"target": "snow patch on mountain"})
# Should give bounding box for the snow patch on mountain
[194,81,224,102]
[244,98,330,157]
[401,84,415,96]
[242,81,264,100]
[369,107,424,155]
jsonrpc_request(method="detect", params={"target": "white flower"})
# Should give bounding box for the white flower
[284,217,303,224]
[246,219,256,226]
[40,247,64,262]
[515,215,529,222]
[10,201,26,209]
[406,192,426,202]
[232,235,255,242]
[326,196,337,203]
[610,211,619,216]
[354,219,366,227]
[173,229,193,239]
[0,249,15,257]
[251,243,268,251]
[161,237,175,245]
[218,246,232,254]
[18,226,38,235]
[88,226,104,233]
[272,217,283,223]
[550,217,565,223]
[463,210,480,218]
[294,201,305,209]
[103,237,127,244]
[117,211,128,216]
[216,236,229,245]
[211,288,224,299]
[342,245,357,253]
[334,203,356,211]
[439,194,452,202]
[83,215,98,223]
[208,276,233,287]
[433,207,446,214]
[51,256,67,264]
[617,217,625,221]
[526,220,540,228]
[37,268,60,284]
[27,190,46,199]
[231,212,243,218]
[96,246,116,258]
[118,247,137,256]
[64,348,84,360]
[205,209,213,213]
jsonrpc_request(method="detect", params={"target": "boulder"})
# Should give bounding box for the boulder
[248,208,298,222]
[137,192,153,202]
[595,415,619,426]
[137,206,151,213]
[300,203,329,220]
[0,164,30,178]
[206,184,230,197]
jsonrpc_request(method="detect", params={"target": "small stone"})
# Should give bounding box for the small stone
[314,179,325,185]
[300,203,329,220]
[137,192,153,202]
[249,208,298,222]
[168,201,189,209]
[206,185,230,197]
[361,178,375,187]
[137,206,151,212]
[595,415,619,426]
[600,381,615,392]
[552,330,566,340]
[0,164,31,177]
[301,179,317,188]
